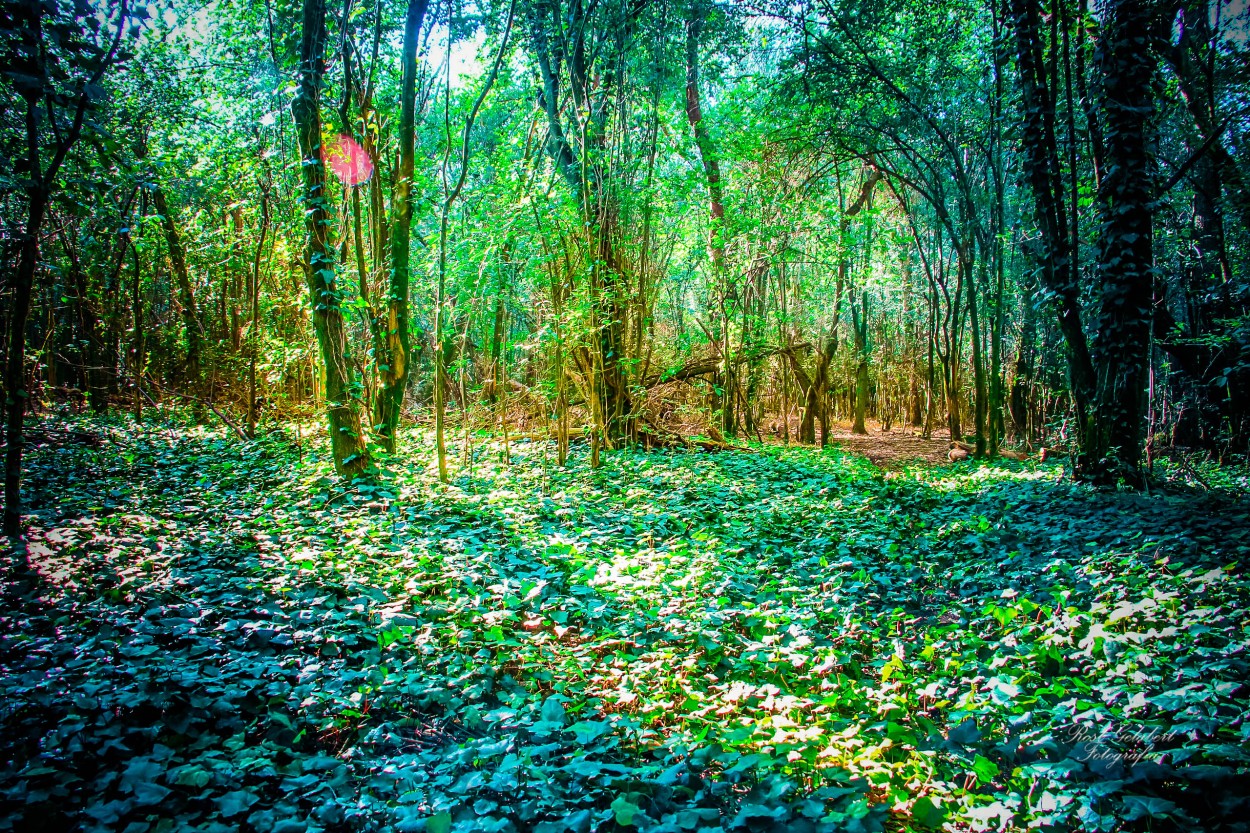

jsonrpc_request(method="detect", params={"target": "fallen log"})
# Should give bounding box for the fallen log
[642,344,802,389]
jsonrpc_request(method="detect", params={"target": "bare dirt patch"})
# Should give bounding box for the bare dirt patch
[825,424,953,467]
[763,417,953,467]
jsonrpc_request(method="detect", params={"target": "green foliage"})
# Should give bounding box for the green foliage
[4,416,1248,831]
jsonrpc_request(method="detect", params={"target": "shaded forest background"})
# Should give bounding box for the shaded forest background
[2,0,1249,516]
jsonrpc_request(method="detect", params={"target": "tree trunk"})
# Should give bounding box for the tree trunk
[1087,0,1158,483]
[131,233,145,421]
[685,8,726,273]
[685,3,730,436]
[247,185,270,438]
[1009,273,1037,445]
[527,0,632,445]
[487,245,511,405]
[789,339,835,445]
[1158,0,1248,453]
[1009,0,1096,449]
[4,190,46,540]
[151,185,203,397]
[373,0,429,451]
[59,227,108,412]
[844,167,881,437]
[292,0,369,476]
[967,253,987,455]
[5,0,126,540]
[852,292,869,435]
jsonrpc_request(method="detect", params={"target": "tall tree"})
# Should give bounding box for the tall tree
[684,2,732,435]
[373,0,430,452]
[1156,0,1250,452]
[292,0,369,476]
[1009,0,1096,453]
[525,0,644,447]
[1087,0,1160,482]
[2,0,129,540]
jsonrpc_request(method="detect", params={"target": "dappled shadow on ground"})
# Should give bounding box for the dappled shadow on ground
[2,417,1248,832]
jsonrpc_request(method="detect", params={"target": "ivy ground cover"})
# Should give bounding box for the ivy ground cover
[2,418,1249,832]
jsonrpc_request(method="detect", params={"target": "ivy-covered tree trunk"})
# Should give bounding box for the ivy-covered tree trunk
[1087,0,1159,483]
[852,292,869,435]
[1009,0,1096,451]
[293,0,368,476]
[373,0,429,451]
[790,339,835,445]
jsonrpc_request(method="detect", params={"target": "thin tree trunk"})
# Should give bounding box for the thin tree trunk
[152,185,204,398]
[5,0,126,541]
[852,292,869,435]
[248,184,270,437]
[374,0,429,451]
[528,0,632,445]
[967,252,987,455]
[131,234,145,421]
[684,8,726,273]
[4,191,46,540]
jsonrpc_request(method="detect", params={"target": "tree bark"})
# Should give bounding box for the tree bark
[1087,0,1159,483]
[851,292,869,435]
[789,340,835,445]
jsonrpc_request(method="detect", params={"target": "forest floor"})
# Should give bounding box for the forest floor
[751,417,954,468]
[3,414,1250,833]
[821,423,952,468]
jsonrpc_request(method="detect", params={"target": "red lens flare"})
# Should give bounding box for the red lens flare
[325,134,374,186]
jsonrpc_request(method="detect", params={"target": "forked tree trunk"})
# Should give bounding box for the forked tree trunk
[5,0,126,541]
